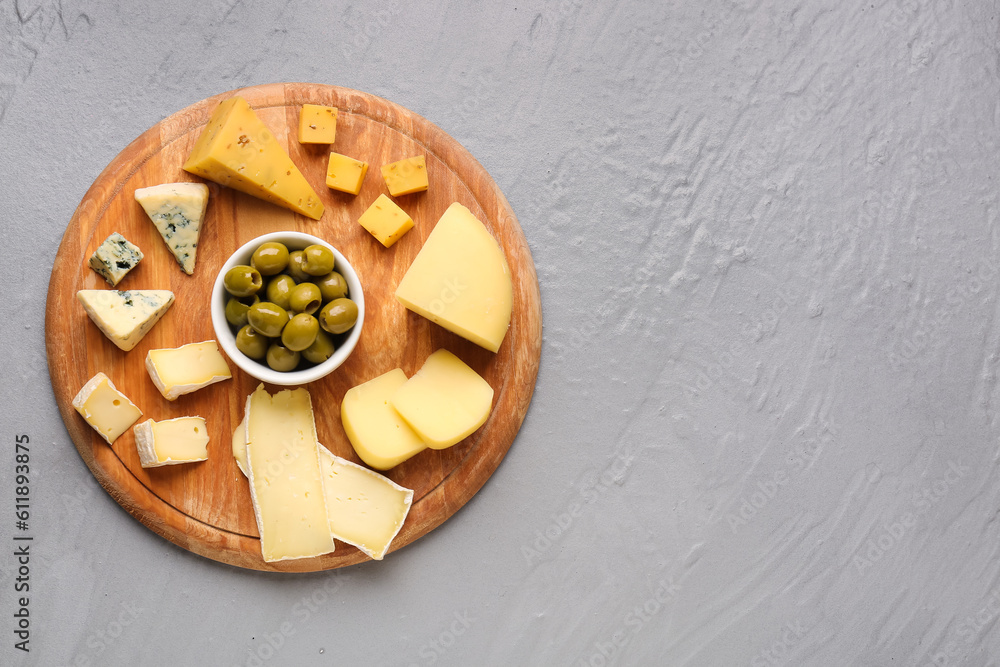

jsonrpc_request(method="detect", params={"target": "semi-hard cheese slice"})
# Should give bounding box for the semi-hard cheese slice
[88,232,143,286]
[72,372,142,445]
[245,385,335,562]
[133,417,209,468]
[342,368,427,470]
[77,289,174,352]
[358,194,414,248]
[395,203,513,352]
[145,340,231,400]
[182,96,324,220]
[134,183,209,275]
[391,349,494,450]
[381,155,428,196]
[319,448,413,560]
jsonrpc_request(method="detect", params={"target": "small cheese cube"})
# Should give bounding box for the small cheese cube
[358,195,414,247]
[342,369,427,469]
[133,417,209,468]
[326,152,368,194]
[391,349,494,450]
[88,232,143,286]
[381,155,428,196]
[145,341,231,400]
[298,104,338,144]
[72,372,142,445]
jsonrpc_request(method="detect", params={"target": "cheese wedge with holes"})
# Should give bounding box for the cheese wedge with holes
[342,368,426,470]
[134,183,209,274]
[245,385,335,562]
[319,448,413,560]
[182,96,324,220]
[145,340,231,400]
[72,372,142,445]
[395,203,512,352]
[391,349,494,450]
[133,417,209,468]
[77,289,174,352]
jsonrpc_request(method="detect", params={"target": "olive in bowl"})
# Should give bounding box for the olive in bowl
[211,231,364,386]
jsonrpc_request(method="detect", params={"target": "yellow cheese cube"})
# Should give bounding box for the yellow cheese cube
[298,104,338,144]
[133,417,209,468]
[390,349,494,450]
[395,203,513,352]
[72,372,143,445]
[358,194,414,247]
[341,369,427,469]
[326,152,368,195]
[182,96,324,220]
[381,155,428,196]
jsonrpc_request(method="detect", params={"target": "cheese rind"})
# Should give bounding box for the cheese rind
[380,155,428,196]
[182,96,324,220]
[133,417,209,468]
[72,372,142,445]
[134,183,209,275]
[88,232,143,286]
[342,369,427,469]
[77,289,174,352]
[298,104,338,144]
[145,340,232,400]
[326,152,368,194]
[391,349,494,450]
[358,194,414,247]
[319,448,413,560]
[245,385,335,562]
[232,415,249,476]
[394,203,513,352]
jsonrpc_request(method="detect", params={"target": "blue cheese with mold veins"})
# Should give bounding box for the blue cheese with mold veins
[134,182,210,275]
[88,232,143,286]
[77,289,174,351]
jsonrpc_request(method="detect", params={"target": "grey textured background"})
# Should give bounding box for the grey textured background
[2,0,1000,665]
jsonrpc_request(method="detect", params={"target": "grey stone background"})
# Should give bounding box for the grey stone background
[2,0,999,665]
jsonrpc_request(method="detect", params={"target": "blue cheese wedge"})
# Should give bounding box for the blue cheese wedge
[88,232,143,286]
[72,372,142,445]
[77,289,174,352]
[145,340,231,400]
[134,182,210,275]
[133,417,209,468]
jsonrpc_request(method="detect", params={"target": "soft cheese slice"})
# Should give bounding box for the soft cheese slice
[391,349,494,450]
[145,340,231,400]
[134,183,209,275]
[72,372,142,445]
[232,414,249,476]
[88,232,143,286]
[245,385,335,562]
[77,289,174,352]
[380,155,428,196]
[133,417,209,468]
[319,448,413,560]
[342,369,427,470]
[395,203,513,352]
[183,96,324,220]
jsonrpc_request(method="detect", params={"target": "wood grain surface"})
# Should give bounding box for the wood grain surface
[45,83,542,572]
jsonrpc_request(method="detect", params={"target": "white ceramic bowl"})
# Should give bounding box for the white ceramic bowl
[211,231,364,386]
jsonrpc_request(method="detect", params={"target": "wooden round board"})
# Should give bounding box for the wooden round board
[45,83,542,572]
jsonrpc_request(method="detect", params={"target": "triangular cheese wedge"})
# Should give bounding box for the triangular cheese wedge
[182,96,324,220]
[76,289,174,352]
[134,182,209,275]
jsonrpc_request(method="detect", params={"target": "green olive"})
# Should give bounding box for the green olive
[224,265,263,298]
[247,301,289,338]
[225,295,259,329]
[266,341,301,372]
[281,313,319,351]
[301,330,336,364]
[303,244,335,276]
[251,242,290,276]
[315,271,348,302]
[265,274,297,310]
[289,282,322,314]
[286,251,310,282]
[235,325,268,359]
[319,298,359,334]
